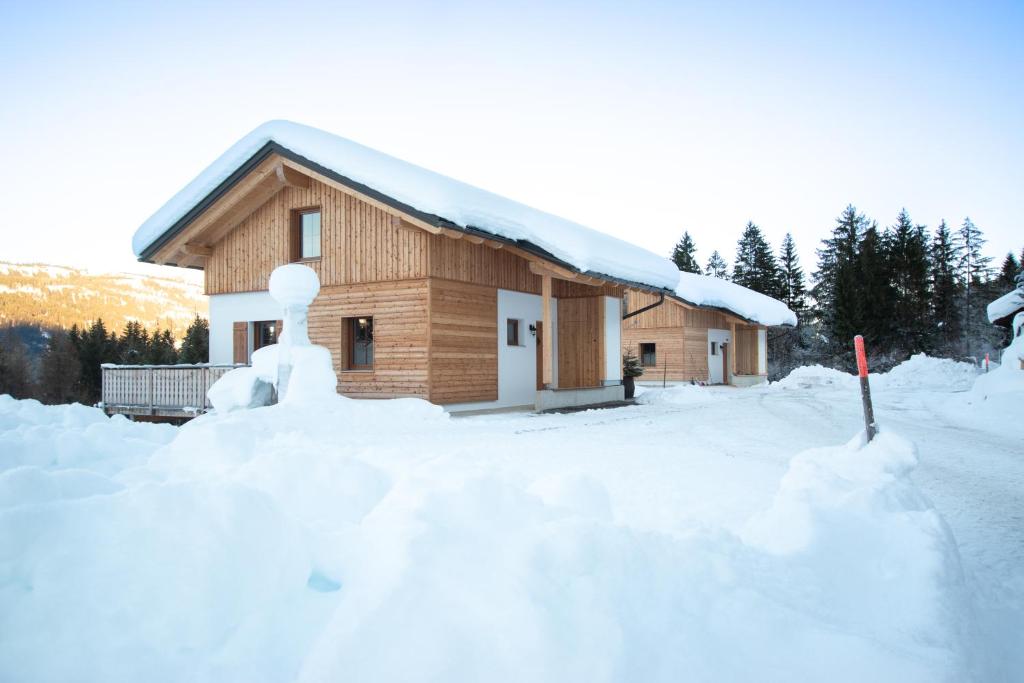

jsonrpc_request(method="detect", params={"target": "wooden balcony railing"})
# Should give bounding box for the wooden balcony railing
[100,364,244,419]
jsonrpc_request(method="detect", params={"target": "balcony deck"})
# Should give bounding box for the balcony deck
[100,364,244,419]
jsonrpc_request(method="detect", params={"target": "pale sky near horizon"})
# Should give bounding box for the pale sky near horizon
[1,0,1021,282]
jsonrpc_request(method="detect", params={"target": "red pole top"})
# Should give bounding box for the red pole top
[854,335,869,378]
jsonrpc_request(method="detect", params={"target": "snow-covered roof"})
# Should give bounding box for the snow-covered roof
[987,288,1024,324]
[133,120,681,290]
[674,271,797,326]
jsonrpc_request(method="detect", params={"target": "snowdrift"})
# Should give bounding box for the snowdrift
[0,393,977,682]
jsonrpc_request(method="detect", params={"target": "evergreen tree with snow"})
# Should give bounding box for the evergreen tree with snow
[70,319,118,403]
[882,209,931,353]
[178,315,209,364]
[777,233,807,319]
[705,250,729,279]
[956,218,994,355]
[670,232,702,274]
[732,222,782,297]
[813,205,867,352]
[929,220,962,352]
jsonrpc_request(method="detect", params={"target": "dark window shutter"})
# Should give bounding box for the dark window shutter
[233,322,248,364]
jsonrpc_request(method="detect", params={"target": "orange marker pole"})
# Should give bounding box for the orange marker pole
[985,353,990,372]
[854,335,877,442]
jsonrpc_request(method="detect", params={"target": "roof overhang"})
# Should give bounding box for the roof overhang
[140,142,671,296]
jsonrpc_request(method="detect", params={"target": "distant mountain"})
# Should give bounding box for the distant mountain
[0,262,207,339]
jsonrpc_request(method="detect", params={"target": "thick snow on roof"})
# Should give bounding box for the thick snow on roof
[133,120,681,290]
[675,271,797,326]
[987,288,1024,323]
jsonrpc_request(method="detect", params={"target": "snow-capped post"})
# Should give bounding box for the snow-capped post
[854,335,877,442]
[268,264,320,402]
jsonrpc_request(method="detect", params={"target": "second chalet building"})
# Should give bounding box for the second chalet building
[132,121,794,412]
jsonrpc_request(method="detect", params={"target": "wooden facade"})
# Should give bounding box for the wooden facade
[622,290,765,384]
[143,154,634,407]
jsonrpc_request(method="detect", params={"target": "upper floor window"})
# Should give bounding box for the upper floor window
[291,208,321,261]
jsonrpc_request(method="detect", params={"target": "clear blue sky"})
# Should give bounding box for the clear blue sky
[1,0,1021,278]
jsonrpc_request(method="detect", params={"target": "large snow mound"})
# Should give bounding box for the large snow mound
[771,364,857,391]
[0,392,977,681]
[133,120,681,290]
[675,270,797,326]
[874,354,978,392]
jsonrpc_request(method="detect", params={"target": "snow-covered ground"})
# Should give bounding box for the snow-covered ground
[0,356,1021,682]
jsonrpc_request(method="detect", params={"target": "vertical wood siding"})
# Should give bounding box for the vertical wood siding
[205,179,429,294]
[428,279,498,404]
[308,280,430,398]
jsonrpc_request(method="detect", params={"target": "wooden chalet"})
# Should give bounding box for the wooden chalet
[123,121,683,413]
[622,273,796,386]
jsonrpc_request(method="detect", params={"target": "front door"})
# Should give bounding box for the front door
[708,329,730,384]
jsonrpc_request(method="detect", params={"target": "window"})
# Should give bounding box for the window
[291,208,321,261]
[506,318,522,346]
[640,342,656,367]
[710,341,719,356]
[253,320,278,351]
[344,316,374,370]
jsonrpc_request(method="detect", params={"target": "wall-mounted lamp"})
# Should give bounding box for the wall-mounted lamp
[528,324,538,337]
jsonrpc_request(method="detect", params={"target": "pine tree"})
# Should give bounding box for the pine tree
[146,328,178,365]
[705,250,729,279]
[882,209,931,354]
[0,325,35,399]
[856,223,893,348]
[732,221,782,297]
[929,220,962,352]
[38,330,82,404]
[777,233,807,319]
[956,218,993,355]
[72,319,118,403]
[670,232,702,274]
[178,316,209,364]
[813,205,868,356]
[117,320,150,365]
[998,252,1020,289]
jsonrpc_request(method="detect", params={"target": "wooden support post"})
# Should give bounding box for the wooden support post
[147,367,154,415]
[729,322,737,384]
[542,274,553,388]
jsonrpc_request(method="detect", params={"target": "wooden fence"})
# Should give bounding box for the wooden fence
[100,364,244,418]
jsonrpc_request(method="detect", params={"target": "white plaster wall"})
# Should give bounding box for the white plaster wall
[708,328,731,384]
[445,291,558,413]
[758,328,768,375]
[603,296,622,385]
[208,291,282,364]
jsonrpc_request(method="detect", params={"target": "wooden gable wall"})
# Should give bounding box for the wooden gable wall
[205,178,430,295]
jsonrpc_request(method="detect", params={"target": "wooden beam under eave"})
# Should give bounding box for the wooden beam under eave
[439,227,464,240]
[463,235,485,245]
[275,163,310,188]
[542,274,553,388]
[182,243,212,257]
[527,258,579,282]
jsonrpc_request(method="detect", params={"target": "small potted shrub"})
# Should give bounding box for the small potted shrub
[623,351,643,399]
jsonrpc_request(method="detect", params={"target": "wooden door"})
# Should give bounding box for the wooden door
[723,344,729,384]
[535,320,544,390]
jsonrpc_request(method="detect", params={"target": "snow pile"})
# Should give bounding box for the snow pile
[951,317,1024,438]
[635,383,723,406]
[771,364,857,391]
[675,271,797,326]
[874,354,978,392]
[0,389,978,681]
[0,395,175,476]
[133,120,681,290]
[986,288,1023,323]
